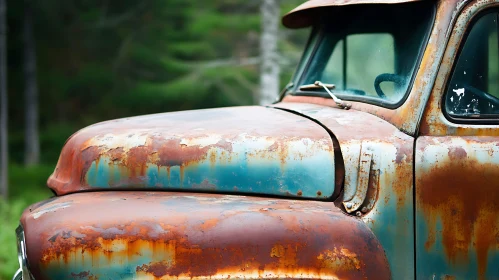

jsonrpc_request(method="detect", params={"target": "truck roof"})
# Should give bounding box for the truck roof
[282,0,429,28]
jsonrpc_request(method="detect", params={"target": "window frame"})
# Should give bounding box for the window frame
[289,3,436,110]
[443,9,499,124]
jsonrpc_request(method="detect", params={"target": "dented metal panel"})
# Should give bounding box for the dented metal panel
[272,102,414,280]
[416,136,499,280]
[21,192,390,280]
[282,0,427,28]
[48,106,338,199]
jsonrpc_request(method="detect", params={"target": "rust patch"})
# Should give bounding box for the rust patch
[107,147,124,162]
[393,147,413,211]
[47,106,338,196]
[198,218,218,231]
[448,146,467,159]
[418,137,499,278]
[270,244,285,258]
[136,261,174,278]
[317,247,361,271]
[22,192,390,280]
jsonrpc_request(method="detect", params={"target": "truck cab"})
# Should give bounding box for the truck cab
[14,0,499,279]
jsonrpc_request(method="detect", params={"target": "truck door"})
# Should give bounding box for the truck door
[416,6,499,280]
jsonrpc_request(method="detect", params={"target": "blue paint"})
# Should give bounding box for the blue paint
[369,192,414,280]
[416,210,499,279]
[84,147,335,199]
[42,253,156,280]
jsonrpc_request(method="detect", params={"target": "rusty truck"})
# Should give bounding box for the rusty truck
[13,0,499,279]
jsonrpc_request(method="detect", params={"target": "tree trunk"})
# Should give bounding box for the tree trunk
[259,0,280,105]
[0,0,8,198]
[24,0,39,166]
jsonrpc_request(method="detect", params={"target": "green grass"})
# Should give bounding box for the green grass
[0,164,54,280]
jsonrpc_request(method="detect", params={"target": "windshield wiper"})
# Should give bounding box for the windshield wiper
[299,82,335,90]
[299,81,351,110]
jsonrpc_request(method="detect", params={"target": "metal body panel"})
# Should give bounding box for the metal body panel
[415,136,499,279]
[272,102,414,280]
[21,192,390,280]
[48,106,338,200]
[415,2,499,279]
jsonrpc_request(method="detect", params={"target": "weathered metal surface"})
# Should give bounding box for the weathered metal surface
[416,2,499,277]
[342,144,373,214]
[48,106,339,199]
[416,136,499,280]
[272,102,414,280]
[21,191,391,280]
[282,0,461,137]
[420,0,499,137]
[282,0,427,28]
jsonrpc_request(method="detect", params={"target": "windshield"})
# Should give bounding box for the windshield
[293,2,435,107]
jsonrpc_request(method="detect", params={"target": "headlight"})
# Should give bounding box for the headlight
[13,225,33,280]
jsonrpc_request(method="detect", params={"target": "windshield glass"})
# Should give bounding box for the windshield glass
[294,2,435,107]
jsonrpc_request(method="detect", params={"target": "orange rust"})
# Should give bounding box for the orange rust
[198,218,218,231]
[22,191,391,280]
[317,248,361,271]
[393,145,413,211]
[417,137,499,278]
[47,106,337,195]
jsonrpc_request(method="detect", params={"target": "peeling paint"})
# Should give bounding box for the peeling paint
[21,192,390,280]
[272,102,414,280]
[48,107,339,200]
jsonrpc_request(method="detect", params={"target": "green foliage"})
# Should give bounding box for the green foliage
[0,198,26,280]
[0,165,53,280]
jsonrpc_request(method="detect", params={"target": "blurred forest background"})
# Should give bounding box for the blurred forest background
[0,0,308,278]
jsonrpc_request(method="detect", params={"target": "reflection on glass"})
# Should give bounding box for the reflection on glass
[446,12,499,118]
[296,2,434,106]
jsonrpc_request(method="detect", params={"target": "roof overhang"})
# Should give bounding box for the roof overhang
[282,0,426,29]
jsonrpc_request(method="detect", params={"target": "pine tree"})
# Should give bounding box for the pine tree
[24,0,39,166]
[0,0,7,198]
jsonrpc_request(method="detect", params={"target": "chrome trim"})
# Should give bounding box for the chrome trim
[14,225,33,280]
[12,268,21,280]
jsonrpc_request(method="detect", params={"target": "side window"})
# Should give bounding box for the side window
[445,12,499,118]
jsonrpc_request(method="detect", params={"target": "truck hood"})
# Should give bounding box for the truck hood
[48,106,340,199]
